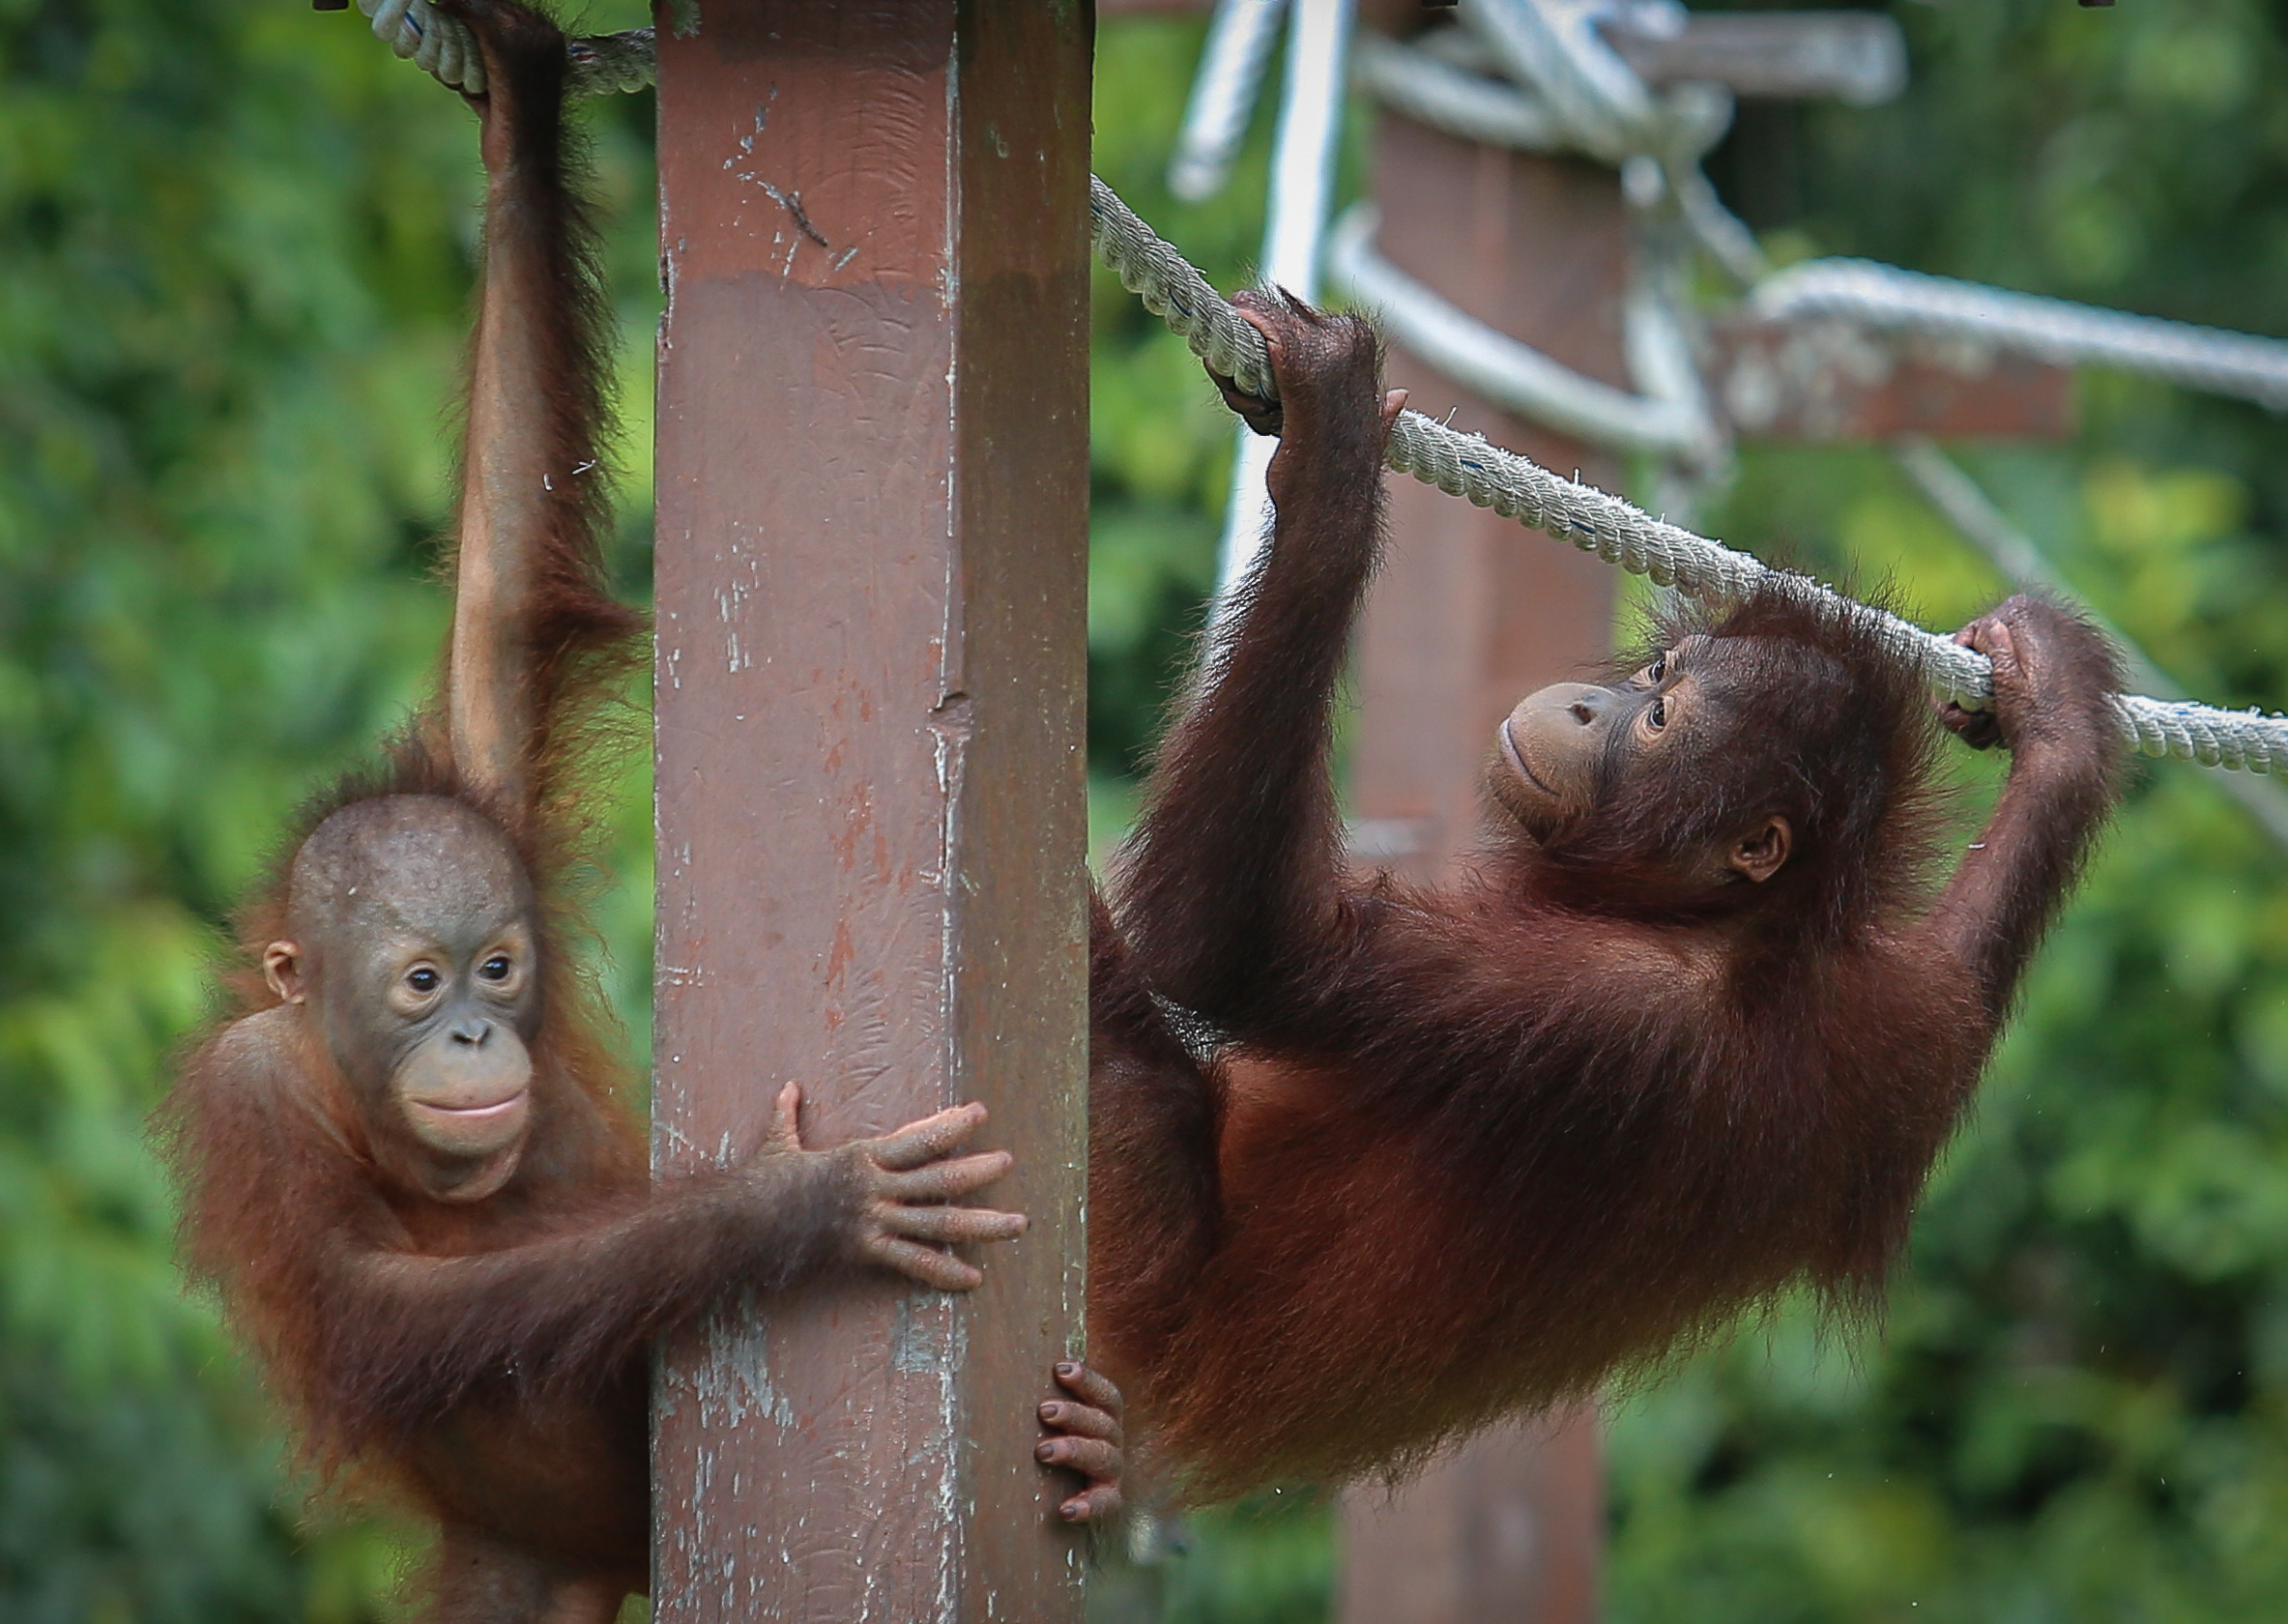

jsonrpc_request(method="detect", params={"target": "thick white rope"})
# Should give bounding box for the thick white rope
[1211,0,1358,615]
[1169,0,1290,203]
[1089,175,2288,773]
[1462,0,1664,166]
[1353,31,1566,152]
[1754,259,2288,414]
[342,4,655,99]
[356,0,482,94]
[1327,202,1718,459]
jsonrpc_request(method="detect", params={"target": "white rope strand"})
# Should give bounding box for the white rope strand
[1755,259,2288,414]
[1089,175,2288,773]
[1352,32,1567,154]
[334,6,657,99]
[358,0,483,95]
[1210,0,1356,616]
[1170,0,1289,203]
[1327,203,1719,460]
[1463,0,1661,165]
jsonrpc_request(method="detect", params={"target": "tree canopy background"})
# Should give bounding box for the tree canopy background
[6,2,2288,1620]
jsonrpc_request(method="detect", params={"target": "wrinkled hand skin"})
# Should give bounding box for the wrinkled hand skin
[1206,289,1406,510]
[1937,594,2121,757]
[1036,1362,1125,1524]
[752,1083,1028,1292]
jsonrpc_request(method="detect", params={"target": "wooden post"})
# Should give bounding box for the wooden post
[1340,1417,1604,1624]
[1337,107,1619,1624]
[649,5,1091,1620]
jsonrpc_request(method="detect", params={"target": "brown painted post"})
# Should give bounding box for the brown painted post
[1337,107,1621,1624]
[648,5,1092,1620]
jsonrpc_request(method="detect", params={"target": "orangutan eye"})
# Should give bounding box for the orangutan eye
[407,966,442,995]
[1647,652,1667,684]
[1646,696,1667,732]
[479,955,511,982]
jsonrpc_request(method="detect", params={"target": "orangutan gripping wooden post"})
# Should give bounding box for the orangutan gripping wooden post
[1088,291,2127,1500]
[161,5,1115,1616]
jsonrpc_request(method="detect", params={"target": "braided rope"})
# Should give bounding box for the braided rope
[343,3,657,99]
[356,0,482,94]
[1754,258,2288,414]
[1327,203,1716,458]
[1168,0,1289,202]
[1352,32,1568,154]
[1090,177,2288,773]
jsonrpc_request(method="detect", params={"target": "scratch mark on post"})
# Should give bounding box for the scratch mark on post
[757,181,831,250]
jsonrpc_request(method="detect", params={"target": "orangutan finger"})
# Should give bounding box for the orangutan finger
[883,1204,1028,1244]
[1035,1436,1121,1479]
[1061,1484,1125,1523]
[1038,1401,1119,1443]
[767,1082,803,1152]
[882,1150,1012,1202]
[1054,1361,1124,1416]
[870,1235,984,1291]
[869,1102,988,1170]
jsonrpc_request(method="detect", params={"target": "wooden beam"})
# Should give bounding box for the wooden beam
[1711,315,2075,442]
[1108,2,1905,105]
[649,4,1091,1619]
[1339,109,1608,1624]
[1605,12,1904,106]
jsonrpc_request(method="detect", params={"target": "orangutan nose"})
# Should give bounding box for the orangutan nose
[1523,682,1609,728]
[449,1018,492,1047]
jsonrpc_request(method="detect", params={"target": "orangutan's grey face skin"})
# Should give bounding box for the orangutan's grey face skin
[1491,636,1792,884]
[264,796,543,1201]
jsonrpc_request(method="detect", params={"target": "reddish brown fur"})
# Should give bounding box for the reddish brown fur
[156,3,665,1586]
[1087,295,2126,1500]
[159,6,854,1612]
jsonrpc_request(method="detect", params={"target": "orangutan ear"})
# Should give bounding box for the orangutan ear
[1727,816,1792,884]
[263,942,306,1004]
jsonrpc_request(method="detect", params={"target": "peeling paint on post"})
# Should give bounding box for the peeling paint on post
[649,4,1091,1619]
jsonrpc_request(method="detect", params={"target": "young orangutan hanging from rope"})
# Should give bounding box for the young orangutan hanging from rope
[162,5,1117,1616]
[1086,289,2126,1500]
